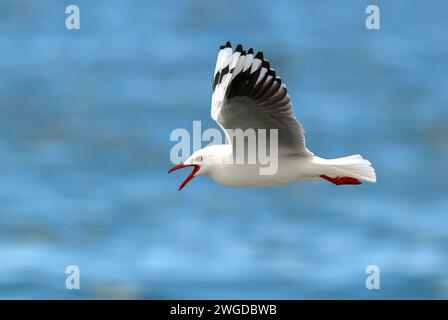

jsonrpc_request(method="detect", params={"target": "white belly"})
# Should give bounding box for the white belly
[206,155,316,187]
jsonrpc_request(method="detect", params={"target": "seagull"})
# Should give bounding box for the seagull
[169,42,376,191]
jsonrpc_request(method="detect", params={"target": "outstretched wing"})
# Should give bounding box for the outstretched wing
[211,41,308,156]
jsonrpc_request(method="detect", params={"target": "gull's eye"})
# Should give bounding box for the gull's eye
[196,156,202,162]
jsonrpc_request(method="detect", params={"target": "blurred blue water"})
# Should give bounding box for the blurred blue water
[0,0,447,299]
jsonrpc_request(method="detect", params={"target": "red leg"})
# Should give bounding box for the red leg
[320,175,361,185]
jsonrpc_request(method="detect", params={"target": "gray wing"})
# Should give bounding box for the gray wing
[211,42,308,156]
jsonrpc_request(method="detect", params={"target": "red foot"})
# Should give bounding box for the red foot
[320,175,361,185]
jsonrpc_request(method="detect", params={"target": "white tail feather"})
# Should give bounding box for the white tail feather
[313,154,377,183]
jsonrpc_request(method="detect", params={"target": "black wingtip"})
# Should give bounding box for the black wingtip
[235,44,243,52]
[225,41,232,48]
[262,59,270,69]
[247,48,254,54]
[255,51,264,59]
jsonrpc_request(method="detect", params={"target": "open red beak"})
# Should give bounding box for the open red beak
[168,164,201,191]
